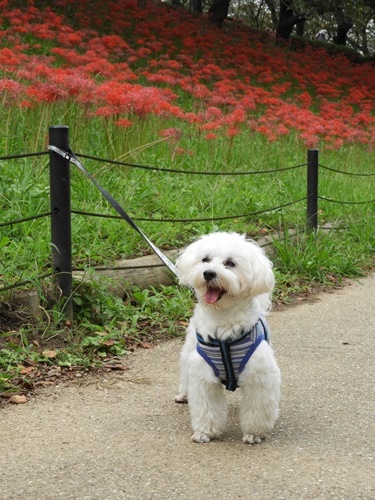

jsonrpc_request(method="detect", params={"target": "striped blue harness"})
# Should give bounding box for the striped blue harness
[196,317,269,392]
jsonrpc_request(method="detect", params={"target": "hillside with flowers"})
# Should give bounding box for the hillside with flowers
[0,0,374,152]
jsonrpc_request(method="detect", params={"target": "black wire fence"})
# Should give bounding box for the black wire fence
[1,125,374,318]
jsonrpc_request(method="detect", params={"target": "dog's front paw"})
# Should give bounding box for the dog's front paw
[175,393,188,404]
[242,434,263,444]
[192,431,211,443]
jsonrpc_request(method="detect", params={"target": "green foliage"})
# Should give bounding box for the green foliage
[0,280,193,394]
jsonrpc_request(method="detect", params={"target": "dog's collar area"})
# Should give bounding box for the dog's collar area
[196,318,269,392]
[196,317,269,345]
[196,328,249,346]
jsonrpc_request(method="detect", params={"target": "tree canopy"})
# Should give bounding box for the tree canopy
[169,0,375,57]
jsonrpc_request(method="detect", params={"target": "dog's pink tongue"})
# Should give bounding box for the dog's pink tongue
[205,287,222,304]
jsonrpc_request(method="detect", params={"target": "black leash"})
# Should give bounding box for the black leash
[48,145,179,278]
[219,341,238,392]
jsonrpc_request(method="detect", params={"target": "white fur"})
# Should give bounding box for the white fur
[175,232,281,444]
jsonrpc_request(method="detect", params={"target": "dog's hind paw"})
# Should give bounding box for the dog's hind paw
[242,434,263,444]
[192,431,211,443]
[175,393,188,404]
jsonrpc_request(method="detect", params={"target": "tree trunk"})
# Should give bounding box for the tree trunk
[333,6,353,46]
[295,19,305,37]
[191,0,202,13]
[334,21,353,45]
[208,0,231,27]
[360,26,370,55]
[276,0,306,40]
[264,0,279,29]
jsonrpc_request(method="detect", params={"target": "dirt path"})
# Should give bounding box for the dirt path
[1,275,374,499]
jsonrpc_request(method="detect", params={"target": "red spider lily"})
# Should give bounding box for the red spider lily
[205,133,218,140]
[0,0,373,150]
[115,118,133,128]
[0,78,24,95]
[159,127,183,143]
[26,81,69,103]
[57,32,84,47]
[226,127,240,137]
[0,47,27,67]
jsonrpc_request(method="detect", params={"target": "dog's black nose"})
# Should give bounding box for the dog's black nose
[203,270,217,282]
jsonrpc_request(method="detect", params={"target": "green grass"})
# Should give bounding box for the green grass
[1,121,374,297]
[2,123,373,256]
[1,122,373,397]
[0,281,193,395]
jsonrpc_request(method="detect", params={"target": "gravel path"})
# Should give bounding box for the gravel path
[1,274,374,499]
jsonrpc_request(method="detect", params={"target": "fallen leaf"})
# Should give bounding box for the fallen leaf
[10,395,28,404]
[47,367,61,376]
[140,342,153,349]
[25,358,37,366]
[42,350,57,358]
[20,366,35,375]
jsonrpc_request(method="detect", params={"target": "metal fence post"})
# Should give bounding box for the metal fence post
[307,149,319,232]
[49,125,73,321]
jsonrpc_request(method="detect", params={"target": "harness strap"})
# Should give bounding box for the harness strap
[219,341,237,391]
[258,316,270,343]
[238,333,265,373]
[196,318,269,392]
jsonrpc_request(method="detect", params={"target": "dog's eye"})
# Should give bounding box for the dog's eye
[224,259,236,268]
[202,257,211,263]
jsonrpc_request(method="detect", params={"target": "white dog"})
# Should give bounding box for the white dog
[175,232,281,444]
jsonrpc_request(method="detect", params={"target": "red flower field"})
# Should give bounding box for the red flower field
[0,0,374,150]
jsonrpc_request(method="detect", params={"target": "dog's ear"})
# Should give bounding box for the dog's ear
[175,242,197,286]
[244,240,275,296]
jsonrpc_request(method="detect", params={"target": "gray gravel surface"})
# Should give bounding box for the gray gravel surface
[1,274,374,499]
